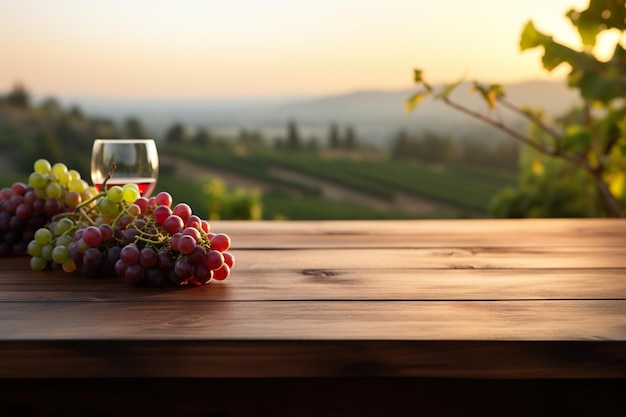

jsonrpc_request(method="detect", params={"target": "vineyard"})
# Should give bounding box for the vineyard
[158,143,517,220]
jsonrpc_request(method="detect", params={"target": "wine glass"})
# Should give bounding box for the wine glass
[90,139,159,198]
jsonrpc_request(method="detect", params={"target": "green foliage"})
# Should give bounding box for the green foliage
[491,128,598,217]
[0,83,521,221]
[390,130,518,170]
[192,128,213,146]
[286,120,301,150]
[5,83,30,108]
[161,141,516,217]
[566,0,626,47]
[0,86,117,177]
[408,0,626,217]
[472,83,505,110]
[125,117,150,138]
[202,177,262,220]
[164,123,186,143]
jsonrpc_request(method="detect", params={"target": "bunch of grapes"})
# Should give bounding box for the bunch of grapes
[28,181,234,287]
[0,159,97,257]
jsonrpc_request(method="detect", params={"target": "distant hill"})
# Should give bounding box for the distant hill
[48,80,580,147]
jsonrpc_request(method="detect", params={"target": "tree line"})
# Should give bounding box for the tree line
[390,130,519,171]
[1,82,518,177]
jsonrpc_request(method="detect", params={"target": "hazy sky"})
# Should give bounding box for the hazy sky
[0,0,609,99]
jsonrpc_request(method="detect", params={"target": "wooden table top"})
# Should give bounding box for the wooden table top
[1,218,625,380]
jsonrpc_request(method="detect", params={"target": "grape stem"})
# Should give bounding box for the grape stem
[103,162,116,189]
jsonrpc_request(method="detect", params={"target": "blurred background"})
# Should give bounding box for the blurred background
[1,0,624,219]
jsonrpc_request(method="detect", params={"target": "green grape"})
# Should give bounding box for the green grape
[33,159,52,174]
[107,186,124,203]
[29,172,48,189]
[123,186,140,203]
[75,239,90,253]
[123,183,140,194]
[46,182,63,199]
[69,179,87,193]
[41,243,54,261]
[52,162,68,177]
[69,169,81,181]
[55,217,75,235]
[57,171,71,186]
[51,246,71,264]
[55,235,73,248]
[30,256,48,272]
[27,240,43,257]
[98,197,120,218]
[34,187,47,198]
[34,228,53,245]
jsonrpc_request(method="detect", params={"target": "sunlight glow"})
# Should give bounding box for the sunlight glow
[0,0,600,98]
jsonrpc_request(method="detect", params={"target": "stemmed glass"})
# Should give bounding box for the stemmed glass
[90,139,159,198]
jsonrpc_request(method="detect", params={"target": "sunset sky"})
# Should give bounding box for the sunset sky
[0,0,609,99]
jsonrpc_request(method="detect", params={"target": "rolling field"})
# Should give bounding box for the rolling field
[159,144,517,219]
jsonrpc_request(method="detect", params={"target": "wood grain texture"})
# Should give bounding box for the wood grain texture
[0,218,625,384]
[2,266,625,302]
[1,300,625,341]
[212,218,626,248]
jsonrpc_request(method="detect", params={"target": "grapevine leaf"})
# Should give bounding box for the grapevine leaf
[413,68,424,83]
[562,125,591,154]
[520,21,551,50]
[520,20,598,73]
[473,83,504,109]
[413,68,432,91]
[606,171,625,199]
[566,8,599,47]
[437,75,465,99]
[531,157,544,175]
[576,69,621,102]
[567,0,626,47]
[609,42,626,67]
[520,105,545,119]
[405,90,429,113]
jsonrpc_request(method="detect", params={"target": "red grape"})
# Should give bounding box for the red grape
[124,263,145,286]
[174,257,193,279]
[134,197,149,213]
[99,224,113,241]
[15,204,32,220]
[182,227,202,242]
[170,232,182,252]
[172,203,192,222]
[190,263,212,285]
[223,252,235,268]
[82,226,102,247]
[120,244,140,265]
[155,192,172,207]
[82,247,103,269]
[140,247,158,268]
[163,215,184,235]
[153,205,172,225]
[188,245,207,264]
[185,215,202,229]
[205,250,224,270]
[212,264,230,281]
[177,235,197,254]
[210,233,231,252]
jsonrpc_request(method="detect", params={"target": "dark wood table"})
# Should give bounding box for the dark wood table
[1,218,625,416]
